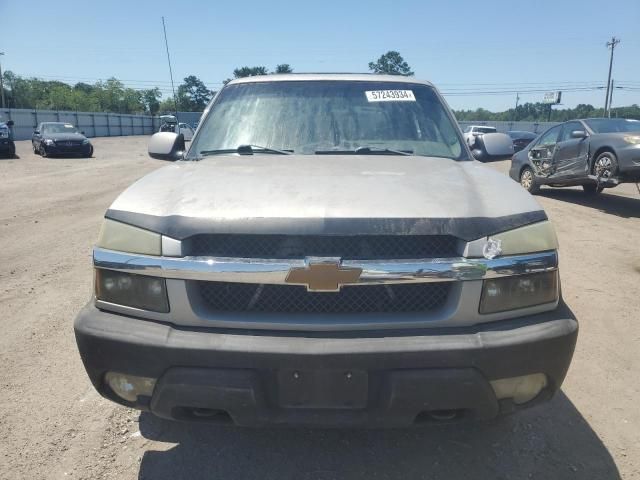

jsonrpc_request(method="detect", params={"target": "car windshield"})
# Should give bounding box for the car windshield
[188,80,465,159]
[43,123,79,134]
[584,118,640,133]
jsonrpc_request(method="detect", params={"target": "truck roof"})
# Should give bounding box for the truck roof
[227,73,435,87]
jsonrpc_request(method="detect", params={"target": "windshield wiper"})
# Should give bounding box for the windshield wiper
[315,146,413,156]
[199,144,293,157]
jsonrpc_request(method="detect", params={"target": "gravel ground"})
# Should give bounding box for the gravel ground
[1,136,639,479]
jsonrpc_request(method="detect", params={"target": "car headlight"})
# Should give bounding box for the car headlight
[44,138,55,145]
[97,219,161,255]
[480,271,559,314]
[623,135,640,145]
[490,221,558,256]
[82,138,90,144]
[95,269,169,312]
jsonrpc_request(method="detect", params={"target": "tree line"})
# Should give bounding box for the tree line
[2,50,638,121]
[454,103,640,122]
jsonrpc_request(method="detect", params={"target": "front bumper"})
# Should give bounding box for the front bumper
[617,144,640,180]
[75,302,577,427]
[43,143,91,156]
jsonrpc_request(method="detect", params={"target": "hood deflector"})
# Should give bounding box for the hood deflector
[105,209,547,242]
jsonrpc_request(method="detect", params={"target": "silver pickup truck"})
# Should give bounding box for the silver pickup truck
[74,74,577,427]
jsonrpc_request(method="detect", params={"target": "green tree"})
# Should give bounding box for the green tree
[176,75,213,111]
[275,64,293,74]
[368,51,414,76]
[224,66,269,85]
[142,88,162,115]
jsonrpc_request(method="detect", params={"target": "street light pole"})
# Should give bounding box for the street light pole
[0,52,6,109]
[604,36,620,115]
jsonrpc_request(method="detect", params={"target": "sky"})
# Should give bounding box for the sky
[1,0,639,111]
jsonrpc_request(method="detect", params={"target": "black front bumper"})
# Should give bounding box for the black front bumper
[44,143,91,156]
[74,303,577,427]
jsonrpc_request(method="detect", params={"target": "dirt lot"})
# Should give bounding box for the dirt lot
[1,136,639,480]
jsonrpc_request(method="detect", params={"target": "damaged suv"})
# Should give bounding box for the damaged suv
[74,74,577,427]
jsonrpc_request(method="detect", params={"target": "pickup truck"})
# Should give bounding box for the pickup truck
[74,74,577,427]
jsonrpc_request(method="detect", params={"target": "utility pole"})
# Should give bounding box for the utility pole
[161,17,178,117]
[514,92,520,121]
[604,36,620,115]
[0,52,6,109]
[608,79,614,118]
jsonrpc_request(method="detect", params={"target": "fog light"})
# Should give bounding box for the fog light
[95,269,169,312]
[105,372,156,403]
[490,373,547,405]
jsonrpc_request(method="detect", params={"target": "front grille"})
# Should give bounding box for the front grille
[197,281,451,314]
[188,234,458,259]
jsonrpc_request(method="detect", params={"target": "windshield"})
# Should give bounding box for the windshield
[584,118,640,133]
[43,123,79,134]
[189,80,465,159]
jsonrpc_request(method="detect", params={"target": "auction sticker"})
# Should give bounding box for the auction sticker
[365,90,415,102]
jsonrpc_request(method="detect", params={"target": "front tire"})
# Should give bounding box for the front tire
[40,144,48,157]
[592,151,619,179]
[519,166,540,194]
[83,145,93,158]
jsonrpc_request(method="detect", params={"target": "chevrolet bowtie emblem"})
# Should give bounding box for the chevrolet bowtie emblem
[285,259,362,292]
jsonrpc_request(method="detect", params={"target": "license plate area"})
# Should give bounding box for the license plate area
[277,369,368,409]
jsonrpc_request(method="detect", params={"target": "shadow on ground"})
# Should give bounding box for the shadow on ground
[540,187,640,219]
[137,392,619,480]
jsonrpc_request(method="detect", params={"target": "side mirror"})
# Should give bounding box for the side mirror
[34,130,40,135]
[81,131,85,135]
[148,132,186,161]
[6,120,14,127]
[571,130,587,139]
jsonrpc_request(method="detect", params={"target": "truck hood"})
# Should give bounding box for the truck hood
[106,155,546,241]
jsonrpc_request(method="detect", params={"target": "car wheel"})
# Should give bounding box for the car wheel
[40,144,48,157]
[519,167,540,194]
[592,151,619,179]
[33,143,38,154]
[583,184,604,195]
[84,145,93,158]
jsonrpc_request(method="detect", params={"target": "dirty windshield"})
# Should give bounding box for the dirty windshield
[189,80,464,159]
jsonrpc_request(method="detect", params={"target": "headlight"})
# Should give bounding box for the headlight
[95,269,169,312]
[97,219,161,255]
[82,138,90,144]
[623,135,640,145]
[490,221,558,256]
[480,271,558,314]
[44,138,55,145]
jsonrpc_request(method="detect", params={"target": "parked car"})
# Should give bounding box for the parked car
[507,131,538,152]
[178,122,195,141]
[463,125,514,161]
[32,122,93,157]
[0,120,16,158]
[510,118,640,195]
[158,115,195,141]
[75,74,577,427]
[462,125,497,147]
